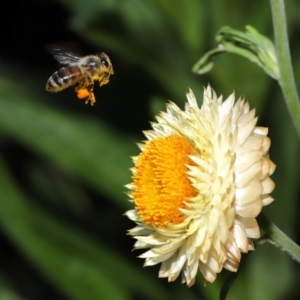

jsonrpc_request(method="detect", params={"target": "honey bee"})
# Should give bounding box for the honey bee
[46,48,114,105]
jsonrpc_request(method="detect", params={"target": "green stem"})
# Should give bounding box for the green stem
[270,0,300,136]
[257,213,300,264]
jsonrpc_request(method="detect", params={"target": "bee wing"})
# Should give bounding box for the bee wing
[47,47,81,65]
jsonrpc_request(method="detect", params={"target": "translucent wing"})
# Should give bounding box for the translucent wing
[47,47,81,65]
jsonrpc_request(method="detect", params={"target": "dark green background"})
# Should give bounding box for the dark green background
[0,0,299,299]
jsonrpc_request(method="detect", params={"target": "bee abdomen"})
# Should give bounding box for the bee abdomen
[46,66,82,92]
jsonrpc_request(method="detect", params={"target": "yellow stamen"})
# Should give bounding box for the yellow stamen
[133,135,197,228]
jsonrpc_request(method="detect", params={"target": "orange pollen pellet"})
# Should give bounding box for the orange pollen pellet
[76,89,90,99]
[132,135,198,228]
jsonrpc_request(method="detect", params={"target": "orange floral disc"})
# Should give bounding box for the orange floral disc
[132,135,197,228]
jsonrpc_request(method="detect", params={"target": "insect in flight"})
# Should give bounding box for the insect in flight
[46,47,114,106]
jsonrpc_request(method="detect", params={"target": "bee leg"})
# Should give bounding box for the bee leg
[85,84,96,106]
[99,73,110,87]
[74,79,87,94]
[84,77,96,106]
[74,77,96,106]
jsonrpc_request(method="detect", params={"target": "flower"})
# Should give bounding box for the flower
[125,86,275,287]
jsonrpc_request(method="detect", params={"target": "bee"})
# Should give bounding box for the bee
[46,48,114,106]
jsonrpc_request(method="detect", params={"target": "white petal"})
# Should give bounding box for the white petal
[128,226,152,236]
[235,151,262,174]
[239,134,264,152]
[237,117,257,146]
[125,209,140,222]
[159,259,172,278]
[235,160,262,187]
[261,136,271,154]
[269,160,276,175]
[236,199,263,217]
[253,126,268,135]
[261,177,275,194]
[261,195,274,206]
[233,220,249,252]
[152,240,183,254]
[143,250,176,265]
[199,261,217,283]
[186,89,198,107]
[235,179,262,206]
[236,215,260,238]
[168,247,188,280]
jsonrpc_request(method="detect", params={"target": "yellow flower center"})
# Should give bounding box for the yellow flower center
[132,135,198,228]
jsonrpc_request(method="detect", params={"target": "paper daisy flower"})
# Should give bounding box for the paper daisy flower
[125,86,275,287]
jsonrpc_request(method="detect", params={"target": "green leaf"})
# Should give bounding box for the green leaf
[257,213,300,264]
[192,25,279,79]
[0,275,25,300]
[192,47,226,74]
[0,157,125,299]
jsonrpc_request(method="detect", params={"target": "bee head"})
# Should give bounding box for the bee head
[98,52,113,72]
[101,58,109,68]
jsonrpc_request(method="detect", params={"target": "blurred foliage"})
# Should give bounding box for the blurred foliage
[0,0,300,299]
